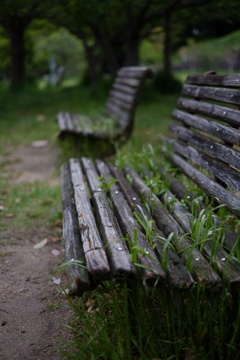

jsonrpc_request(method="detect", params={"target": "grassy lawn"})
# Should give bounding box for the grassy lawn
[1,77,240,360]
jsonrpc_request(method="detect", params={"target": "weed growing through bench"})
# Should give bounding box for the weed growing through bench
[98,175,118,193]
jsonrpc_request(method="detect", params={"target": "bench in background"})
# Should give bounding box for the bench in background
[61,72,240,295]
[57,66,153,155]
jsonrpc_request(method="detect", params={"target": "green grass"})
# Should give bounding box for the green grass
[60,281,240,360]
[0,175,61,232]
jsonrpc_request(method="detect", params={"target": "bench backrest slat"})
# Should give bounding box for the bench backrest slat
[172,141,240,192]
[186,73,240,87]
[112,82,139,95]
[169,123,240,169]
[172,109,240,146]
[170,73,240,218]
[177,98,240,127]
[105,67,153,130]
[182,84,240,105]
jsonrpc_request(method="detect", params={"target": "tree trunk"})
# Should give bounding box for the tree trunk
[124,39,140,66]
[81,37,98,88]
[91,24,119,75]
[10,27,25,89]
[2,17,30,90]
[163,12,172,74]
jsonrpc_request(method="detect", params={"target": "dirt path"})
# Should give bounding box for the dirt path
[0,142,73,360]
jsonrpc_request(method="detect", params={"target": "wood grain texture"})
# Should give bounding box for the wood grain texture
[172,109,240,146]
[186,73,240,87]
[158,187,240,286]
[170,153,240,216]
[177,98,240,127]
[124,167,222,288]
[182,84,240,106]
[69,158,110,280]
[81,157,135,280]
[172,141,240,192]
[96,159,166,287]
[61,163,90,294]
[109,164,194,289]
[169,123,240,170]
[158,165,239,251]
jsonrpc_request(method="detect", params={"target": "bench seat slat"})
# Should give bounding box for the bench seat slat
[177,98,240,127]
[61,163,91,294]
[160,188,240,285]
[125,167,222,288]
[81,157,135,279]
[96,160,166,287]
[173,109,240,146]
[169,123,240,170]
[69,159,110,280]
[109,164,195,289]
[182,84,240,106]
[65,112,75,131]
[72,114,94,134]
[158,166,238,251]
[57,111,68,131]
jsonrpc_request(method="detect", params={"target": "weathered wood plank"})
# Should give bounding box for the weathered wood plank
[170,153,240,216]
[72,114,94,134]
[158,165,239,251]
[96,159,166,287]
[173,141,240,192]
[169,123,240,170]
[109,89,136,104]
[109,164,194,289]
[182,84,240,106]
[69,158,110,280]
[112,82,139,95]
[172,109,240,146]
[186,73,240,88]
[61,163,90,294]
[177,98,240,127]
[117,66,153,78]
[124,167,222,289]
[71,114,83,133]
[57,111,68,131]
[106,99,133,117]
[106,93,133,111]
[81,157,135,280]
[64,112,75,131]
[159,188,240,287]
[115,77,139,87]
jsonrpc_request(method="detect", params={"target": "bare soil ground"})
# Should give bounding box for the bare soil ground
[0,142,73,360]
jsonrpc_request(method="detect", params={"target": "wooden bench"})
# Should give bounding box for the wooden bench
[61,72,240,296]
[57,66,153,155]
